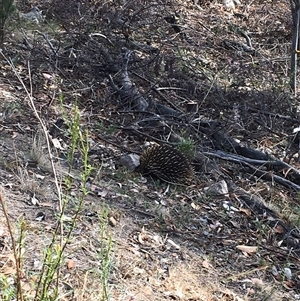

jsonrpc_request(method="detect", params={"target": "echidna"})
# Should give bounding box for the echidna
[139,144,194,185]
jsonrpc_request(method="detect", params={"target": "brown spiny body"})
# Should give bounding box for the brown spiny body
[139,144,194,185]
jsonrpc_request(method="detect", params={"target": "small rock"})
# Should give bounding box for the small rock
[205,180,229,197]
[117,154,140,171]
[284,267,292,280]
[20,7,45,23]
[223,0,241,10]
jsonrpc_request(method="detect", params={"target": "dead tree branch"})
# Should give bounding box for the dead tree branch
[290,0,300,93]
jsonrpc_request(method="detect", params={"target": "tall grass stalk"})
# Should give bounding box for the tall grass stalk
[99,205,113,301]
[34,103,93,301]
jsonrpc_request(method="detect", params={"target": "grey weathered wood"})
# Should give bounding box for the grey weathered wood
[290,0,300,94]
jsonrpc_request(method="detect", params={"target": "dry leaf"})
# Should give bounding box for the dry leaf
[31,195,39,206]
[39,202,54,207]
[35,174,45,180]
[138,232,150,245]
[282,280,295,289]
[273,225,285,234]
[251,278,264,287]
[229,220,240,228]
[236,245,258,254]
[51,138,63,149]
[133,267,144,274]
[21,280,32,292]
[239,208,251,216]
[142,285,153,296]
[109,216,117,227]
[202,259,212,269]
[67,260,75,269]
[167,239,180,250]
[1,266,16,275]
[42,73,53,79]
[98,189,109,197]
[191,202,200,210]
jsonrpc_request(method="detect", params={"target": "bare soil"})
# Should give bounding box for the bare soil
[0,1,299,300]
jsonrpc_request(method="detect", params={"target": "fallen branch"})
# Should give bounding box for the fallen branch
[204,150,300,191]
[109,49,148,111]
[290,0,300,93]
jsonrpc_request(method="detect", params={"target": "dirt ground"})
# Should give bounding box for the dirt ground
[0,0,300,300]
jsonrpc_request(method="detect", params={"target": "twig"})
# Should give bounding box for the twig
[239,30,253,50]
[36,30,58,56]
